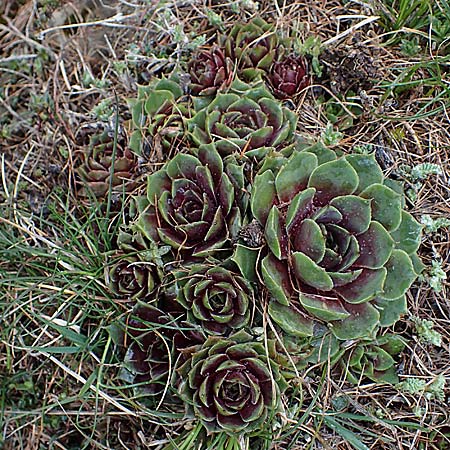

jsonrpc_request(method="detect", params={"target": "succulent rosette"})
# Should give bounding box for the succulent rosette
[134,143,243,257]
[189,46,234,96]
[189,79,297,158]
[224,18,281,80]
[267,54,310,99]
[246,146,422,340]
[128,78,189,159]
[178,330,285,434]
[123,302,204,396]
[175,262,252,335]
[337,334,406,384]
[109,253,159,300]
[77,129,137,198]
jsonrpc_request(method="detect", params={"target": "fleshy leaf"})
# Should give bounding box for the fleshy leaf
[330,195,371,234]
[410,253,426,275]
[346,154,383,193]
[155,79,183,98]
[329,269,363,287]
[390,211,422,254]
[147,170,170,203]
[251,170,276,225]
[145,90,174,115]
[299,294,350,321]
[166,153,200,180]
[262,254,292,305]
[331,302,380,340]
[198,144,224,179]
[286,188,316,231]
[355,221,394,269]
[268,301,314,337]
[302,142,337,164]
[374,295,407,327]
[335,268,387,304]
[275,151,317,203]
[360,183,402,232]
[307,158,359,205]
[382,250,417,300]
[295,219,326,263]
[292,252,333,291]
[232,244,259,282]
[265,206,284,260]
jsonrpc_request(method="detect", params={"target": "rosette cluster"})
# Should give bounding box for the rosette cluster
[90,16,424,439]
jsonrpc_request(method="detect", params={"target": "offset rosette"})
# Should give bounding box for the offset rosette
[77,128,137,198]
[189,46,234,96]
[189,79,297,158]
[128,78,189,159]
[123,302,204,396]
[337,334,406,384]
[223,18,280,80]
[107,227,168,301]
[109,253,158,300]
[175,262,252,335]
[267,54,310,99]
[135,144,242,257]
[249,148,423,340]
[178,331,284,434]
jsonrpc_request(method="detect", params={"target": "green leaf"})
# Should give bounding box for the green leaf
[286,188,315,231]
[145,90,174,115]
[299,294,350,321]
[375,295,407,327]
[129,130,143,155]
[37,316,87,347]
[335,268,387,304]
[268,301,314,337]
[265,206,283,259]
[232,244,259,282]
[262,254,292,305]
[368,366,399,384]
[410,253,426,275]
[360,184,402,232]
[355,221,394,269]
[79,369,99,397]
[295,219,326,263]
[391,211,422,254]
[198,144,224,178]
[30,346,84,354]
[372,347,395,371]
[331,302,380,340]
[166,153,200,180]
[329,270,363,286]
[346,154,383,193]
[147,170,170,203]
[302,142,337,164]
[155,79,183,98]
[251,170,276,225]
[330,195,371,234]
[248,126,274,148]
[292,252,333,291]
[379,334,406,355]
[275,151,317,202]
[308,158,359,205]
[382,250,417,299]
